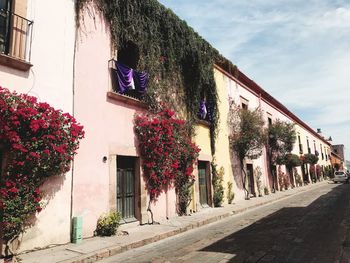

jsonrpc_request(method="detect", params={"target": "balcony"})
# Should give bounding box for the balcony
[0,8,33,71]
[109,59,149,101]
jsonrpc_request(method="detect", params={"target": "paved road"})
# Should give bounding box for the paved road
[99,183,350,263]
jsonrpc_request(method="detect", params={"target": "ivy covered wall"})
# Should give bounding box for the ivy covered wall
[77,0,237,153]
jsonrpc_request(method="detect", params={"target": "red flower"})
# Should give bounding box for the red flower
[9,187,19,194]
[0,87,84,241]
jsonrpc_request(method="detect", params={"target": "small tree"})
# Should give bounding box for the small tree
[226,182,235,204]
[211,159,224,207]
[228,102,266,199]
[303,153,319,165]
[134,105,200,221]
[254,166,263,197]
[267,120,296,192]
[284,153,302,187]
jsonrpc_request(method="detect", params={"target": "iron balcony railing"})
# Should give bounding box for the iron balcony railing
[0,8,33,62]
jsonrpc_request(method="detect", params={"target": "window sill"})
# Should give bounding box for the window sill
[107,91,148,109]
[0,53,32,71]
[197,119,211,127]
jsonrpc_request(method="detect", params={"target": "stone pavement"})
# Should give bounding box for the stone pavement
[17,181,329,263]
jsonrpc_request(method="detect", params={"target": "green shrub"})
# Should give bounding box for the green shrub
[254,166,263,197]
[264,186,269,195]
[227,182,235,204]
[95,211,121,236]
[294,167,303,186]
[212,162,225,207]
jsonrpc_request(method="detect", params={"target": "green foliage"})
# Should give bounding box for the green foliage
[226,182,235,204]
[95,211,121,236]
[277,166,290,190]
[228,103,266,162]
[134,105,199,217]
[284,153,302,168]
[264,186,269,195]
[77,0,238,154]
[294,167,303,186]
[177,181,194,215]
[212,160,224,207]
[254,166,263,197]
[268,120,296,165]
[0,88,84,244]
[302,153,319,165]
[324,166,333,178]
[228,102,266,199]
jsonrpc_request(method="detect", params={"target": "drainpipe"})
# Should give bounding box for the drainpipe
[70,5,78,241]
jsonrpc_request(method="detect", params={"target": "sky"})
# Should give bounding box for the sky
[158,0,350,161]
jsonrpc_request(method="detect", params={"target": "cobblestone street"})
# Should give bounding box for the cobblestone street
[99,183,350,263]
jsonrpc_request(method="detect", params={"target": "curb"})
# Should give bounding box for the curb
[22,182,328,263]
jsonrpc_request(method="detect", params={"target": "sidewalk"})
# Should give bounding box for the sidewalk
[17,181,328,263]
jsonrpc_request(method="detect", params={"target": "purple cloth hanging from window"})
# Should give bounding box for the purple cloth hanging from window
[133,70,149,93]
[199,100,207,120]
[115,61,149,93]
[115,62,134,93]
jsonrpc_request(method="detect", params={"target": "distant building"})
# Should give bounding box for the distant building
[332,144,345,161]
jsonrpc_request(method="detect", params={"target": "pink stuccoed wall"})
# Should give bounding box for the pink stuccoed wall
[73,3,177,236]
[0,0,77,252]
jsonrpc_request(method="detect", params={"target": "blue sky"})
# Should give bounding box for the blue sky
[158,0,350,161]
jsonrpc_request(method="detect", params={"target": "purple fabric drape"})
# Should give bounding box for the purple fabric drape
[115,61,149,93]
[115,62,134,93]
[133,71,149,93]
[199,100,207,120]
[207,103,214,122]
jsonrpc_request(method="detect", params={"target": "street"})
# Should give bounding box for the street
[98,183,350,263]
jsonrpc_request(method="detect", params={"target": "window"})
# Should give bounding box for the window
[110,41,149,101]
[313,141,318,155]
[240,96,248,110]
[0,0,11,54]
[198,161,210,207]
[268,117,272,126]
[298,135,303,154]
[198,100,214,123]
[0,0,33,69]
[306,138,311,154]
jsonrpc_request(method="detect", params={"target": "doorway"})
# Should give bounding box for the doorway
[246,163,255,197]
[198,161,209,207]
[117,156,137,223]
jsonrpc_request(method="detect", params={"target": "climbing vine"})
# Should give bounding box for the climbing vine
[0,87,84,247]
[76,0,237,154]
[134,105,200,217]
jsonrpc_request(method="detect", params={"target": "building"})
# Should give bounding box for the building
[0,0,337,254]
[213,66,332,200]
[332,144,345,161]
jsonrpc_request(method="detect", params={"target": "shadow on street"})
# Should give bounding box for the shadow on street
[201,184,350,263]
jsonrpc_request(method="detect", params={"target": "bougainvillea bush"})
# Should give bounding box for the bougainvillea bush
[134,105,200,215]
[0,87,84,243]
